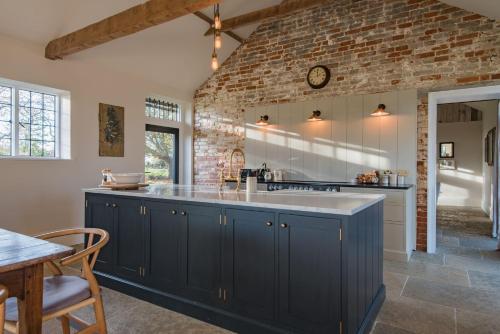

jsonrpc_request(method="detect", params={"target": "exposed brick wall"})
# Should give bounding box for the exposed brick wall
[193,0,500,250]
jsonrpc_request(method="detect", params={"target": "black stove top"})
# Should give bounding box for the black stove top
[266,181,341,192]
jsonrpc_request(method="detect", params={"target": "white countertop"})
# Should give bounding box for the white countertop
[84,185,385,216]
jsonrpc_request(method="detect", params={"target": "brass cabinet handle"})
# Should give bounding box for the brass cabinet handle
[266,221,273,227]
[180,211,187,216]
[171,210,177,215]
[280,223,288,228]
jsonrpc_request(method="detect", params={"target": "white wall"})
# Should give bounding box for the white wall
[467,101,499,217]
[0,33,192,238]
[244,90,418,184]
[437,121,483,207]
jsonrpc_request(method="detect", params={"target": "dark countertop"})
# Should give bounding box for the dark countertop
[225,179,414,190]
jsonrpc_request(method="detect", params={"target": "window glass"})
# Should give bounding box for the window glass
[0,82,59,158]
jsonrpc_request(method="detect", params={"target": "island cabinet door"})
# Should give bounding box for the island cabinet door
[278,214,342,334]
[223,209,276,321]
[112,197,145,283]
[143,200,184,292]
[181,204,223,306]
[86,195,115,274]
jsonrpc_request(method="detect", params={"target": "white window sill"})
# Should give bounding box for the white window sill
[0,156,71,161]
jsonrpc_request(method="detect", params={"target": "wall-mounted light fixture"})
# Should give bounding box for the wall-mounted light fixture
[256,115,269,126]
[371,104,390,117]
[308,110,322,121]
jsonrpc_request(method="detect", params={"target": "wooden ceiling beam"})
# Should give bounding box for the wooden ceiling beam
[193,11,244,43]
[204,0,328,36]
[45,0,220,60]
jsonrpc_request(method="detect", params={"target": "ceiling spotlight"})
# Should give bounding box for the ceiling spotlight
[256,115,269,126]
[308,110,322,121]
[371,104,390,117]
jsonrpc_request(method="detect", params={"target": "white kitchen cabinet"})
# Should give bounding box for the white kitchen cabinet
[340,186,415,262]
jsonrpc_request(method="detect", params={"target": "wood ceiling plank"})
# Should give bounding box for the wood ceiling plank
[204,0,328,35]
[45,0,220,60]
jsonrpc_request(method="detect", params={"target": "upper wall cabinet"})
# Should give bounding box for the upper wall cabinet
[244,89,417,184]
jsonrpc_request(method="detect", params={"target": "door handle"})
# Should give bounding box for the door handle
[180,211,187,216]
[171,210,177,215]
[266,221,273,227]
[105,203,110,207]
[112,203,117,208]
[280,223,288,228]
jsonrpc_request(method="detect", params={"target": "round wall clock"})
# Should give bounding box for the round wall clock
[307,65,331,89]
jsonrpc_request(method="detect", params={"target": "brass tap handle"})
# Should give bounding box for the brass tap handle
[218,168,226,191]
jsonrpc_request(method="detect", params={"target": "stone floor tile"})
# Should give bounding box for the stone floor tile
[444,254,500,274]
[106,297,232,334]
[402,277,500,314]
[459,236,498,250]
[384,259,469,287]
[468,270,500,291]
[384,271,409,298]
[438,235,460,247]
[371,322,416,334]
[436,245,483,259]
[410,251,444,265]
[481,249,500,261]
[456,309,500,334]
[376,295,455,334]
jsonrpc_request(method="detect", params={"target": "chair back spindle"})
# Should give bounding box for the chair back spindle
[0,285,8,334]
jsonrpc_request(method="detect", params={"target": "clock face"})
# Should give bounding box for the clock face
[307,65,331,89]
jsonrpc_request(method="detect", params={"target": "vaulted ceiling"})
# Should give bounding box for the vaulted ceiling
[440,0,500,20]
[0,0,281,96]
[0,0,498,96]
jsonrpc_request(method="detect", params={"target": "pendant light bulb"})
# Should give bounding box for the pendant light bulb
[214,31,222,49]
[211,51,219,71]
[214,4,222,30]
[214,15,222,30]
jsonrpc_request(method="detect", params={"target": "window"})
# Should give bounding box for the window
[0,83,60,158]
[0,86,13,156]
[145,97,180,122]
[145,124,179,184]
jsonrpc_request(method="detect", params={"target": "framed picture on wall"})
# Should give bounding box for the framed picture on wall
[486,127,496,166]
[439,142,454,158]
[439,159,456,170]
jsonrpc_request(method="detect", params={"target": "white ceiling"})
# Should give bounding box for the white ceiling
[439,0,500,20]
[0,0,281,96]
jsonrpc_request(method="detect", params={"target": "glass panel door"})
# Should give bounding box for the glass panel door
[145,124,179,184]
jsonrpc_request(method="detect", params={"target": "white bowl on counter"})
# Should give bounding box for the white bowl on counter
[111,173,144,184]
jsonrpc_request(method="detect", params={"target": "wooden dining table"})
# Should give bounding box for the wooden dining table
[0,228,74,334]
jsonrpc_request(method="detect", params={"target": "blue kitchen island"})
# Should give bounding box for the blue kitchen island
[84,185,385,334]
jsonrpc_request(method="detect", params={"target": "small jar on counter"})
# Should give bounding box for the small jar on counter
[101,169,112,185]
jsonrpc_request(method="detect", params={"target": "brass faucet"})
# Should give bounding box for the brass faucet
[228,148,245,180]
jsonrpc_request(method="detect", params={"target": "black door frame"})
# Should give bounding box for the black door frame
[145,124,180,184]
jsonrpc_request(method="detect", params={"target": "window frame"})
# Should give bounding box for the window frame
[0,80,61,160]
[145,96,182,123]
[145,124,180,184]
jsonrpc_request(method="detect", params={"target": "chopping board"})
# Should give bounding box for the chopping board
[99,183,149,190]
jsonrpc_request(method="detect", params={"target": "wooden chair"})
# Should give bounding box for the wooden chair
[0,285,8,334]
[4,228,109,334]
